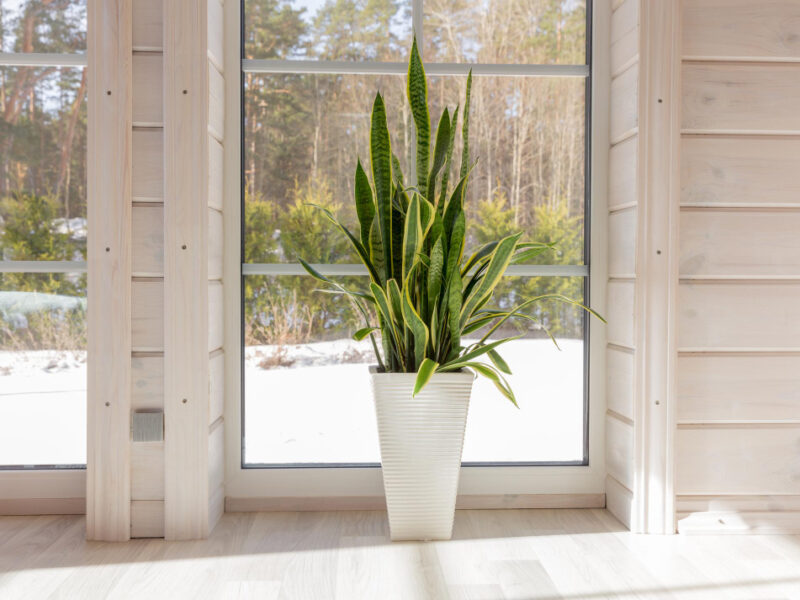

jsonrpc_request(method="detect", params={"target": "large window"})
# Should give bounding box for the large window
[0,0,87,468]
[242,0,590,466]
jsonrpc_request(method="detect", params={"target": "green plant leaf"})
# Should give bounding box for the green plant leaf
[402,193,422,281]
[370,281,404,365]
[402,271,429,369]
[447,267,462,355]
[354,159,375,249]
[391,153,404,187]
[408,36,430,201]
[310,203,382,284]
[460,232,522,325]
[487,349,511,374]
[440,336,520,370]
[369,213,385,283]
[427,236,444,317]
[353,326,379,341]
[460,70,472,180]
[469,362,518,407]
[413,358,439,396]
[370,92,393,278]
[427,108,450,206]
[438,104,459,213]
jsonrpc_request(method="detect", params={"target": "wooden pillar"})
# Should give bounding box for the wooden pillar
[86,0,133,542]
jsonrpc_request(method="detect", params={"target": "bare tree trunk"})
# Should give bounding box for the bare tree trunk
[56,69,87,218]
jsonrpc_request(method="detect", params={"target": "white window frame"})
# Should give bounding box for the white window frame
[0,50,88,506]
[223,0,610,503]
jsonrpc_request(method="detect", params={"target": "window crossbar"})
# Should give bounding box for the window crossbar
[0,261,87,273]
[242,263,588,277]
[0,52,87,68]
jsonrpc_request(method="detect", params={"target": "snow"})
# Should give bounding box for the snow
[0,338,585,467]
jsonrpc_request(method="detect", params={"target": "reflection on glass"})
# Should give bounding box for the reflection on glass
[423,0,586,65]
[243,275,585,464]
[244,0,411,61]
[0,67,88,261]
[0,272,87,466]
[0,0,86,53]
[243,73,584,264]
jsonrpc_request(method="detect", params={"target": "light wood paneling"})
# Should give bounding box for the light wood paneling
[678,510,800,534]
[606,280,635,348]
[208,421,224,493]
[605,475,633,530]
[610,0,638,77]
[132,205,164,276]
[132,53,163,125]
[607,347,634,420]
[681,136,800,207]
[680,210,800,276]
[677,354,800,422]
[131,442,164,501]
[207,0,224,69]
[209,352,224,425]
[682,0,800,60]
[208,484,224,533]
[87,0,132,542]
[208,63,224,141]
[132,355,164,411]
[132,129,163,201]
[677,494,800,513]
[208,208,223,281]
[610,63,638,142]
[676,425,800,494]
[132,280,163,351]
[608,134,637,210]
[682,64,800,132]
[608,208,636,276]
[131,500,164,538]
[208,136,223,211]
[678,283,800,349]
[132,0,162,50]
[208,281,224,352]
[605,415,634,491]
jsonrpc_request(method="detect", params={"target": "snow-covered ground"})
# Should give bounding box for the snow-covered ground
[0,338,584,467]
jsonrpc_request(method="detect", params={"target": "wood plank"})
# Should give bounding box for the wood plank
[606,280,635,348]
[676,494,800,513]
[132,355,164,411]
[678,283,800,349]
[208,421,224,493]
[132,204,164,276]
[682,63,800,132]
[608,208,636,276]
[131,500,164,538]
[610,0,638,77]
[208,280,224,352]
[680,210,800,277]
[610,63,638,142]
[605,475,633,530]
[681,136,800,207]
[678,510,800,534]
[608,134,637,210]
[682,0,800,60]
[676,425,800,494]
[208,62,224,141]
[132,280,164,351]
[677,354,800,422]
[0,498,85,516]
[132,0,162,49]
[607,346,634,421]
[132,128,163,201]
[164,0,211,540]
[208,208,223,281]
[86,0,132,542]
[132,53,163,125]
[605,415,634,491]
[208,484,224,534]
[207,0,224,69]
[208,136,223,211]
[132,441,165,501]
[209,351,224,425]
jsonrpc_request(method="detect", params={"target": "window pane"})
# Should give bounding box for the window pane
[0,0,86,53]
[0,272,86,466]
[244,0,411,61]
[0,66,88,261]
[243,274,585,465]
[423,0,586,65]
[243,73,584,265]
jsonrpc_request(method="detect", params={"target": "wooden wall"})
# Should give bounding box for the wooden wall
[605,0,639,530]
[676,0,800,534]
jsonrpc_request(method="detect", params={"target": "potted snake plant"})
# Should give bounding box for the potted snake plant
[300,38,601,541]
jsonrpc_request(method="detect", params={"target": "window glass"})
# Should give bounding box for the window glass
[0,0,87,54]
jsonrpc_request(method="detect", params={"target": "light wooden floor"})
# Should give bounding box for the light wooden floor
[1,509,800,599]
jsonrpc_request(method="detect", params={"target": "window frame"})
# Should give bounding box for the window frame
[226,0,609,500]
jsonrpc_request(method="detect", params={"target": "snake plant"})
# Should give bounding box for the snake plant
[300,38,602,405]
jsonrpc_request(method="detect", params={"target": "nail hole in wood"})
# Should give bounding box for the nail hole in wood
[105,247,110,252]
[656,250,662,255]
[105,402,110,407]
[182,398,188,404]
[106,90,111,96]
[181,244,187,250]
[658,98,662,103]
[182,89,188,95]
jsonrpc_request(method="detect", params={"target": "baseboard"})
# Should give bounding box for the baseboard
[225,493,606,513]
[678,510,800,534]
[604,475,633,530]
[0,497,85,515]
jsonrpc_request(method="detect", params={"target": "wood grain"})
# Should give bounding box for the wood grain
[208,136,224,211]
[131,442,165,501]
[132,128,163,201]
[611,0,638,77]
[608,134,637,210]
[208,281,224,352]
[209,351,224,425]
[682,0,800,60]
[605,414,634,491]
[605,475,633,530]
[677,354,800,422]
[682,63,800,132]
[208,63,224,141]
[608,207,636,276]
[606,280,635,348]
[132,0,162,50]
[607,346,635,420]
[610,63,638,142]
[208,208,223,281]
[130,500,164,538]
[678,282,800,349]
[132,205,164,276]
[131,355,164,411]
[207,0,224,69]
[131,280,163,351]
[132,53,163,125]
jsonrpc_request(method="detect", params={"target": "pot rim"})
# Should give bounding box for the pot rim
[368,364,475,380]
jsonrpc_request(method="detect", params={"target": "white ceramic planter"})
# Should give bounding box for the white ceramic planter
[370,366,474,541]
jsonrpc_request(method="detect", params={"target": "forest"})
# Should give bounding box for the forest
[0,0,587,353]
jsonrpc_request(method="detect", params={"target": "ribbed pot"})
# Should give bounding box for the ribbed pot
[369,366,474,541]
